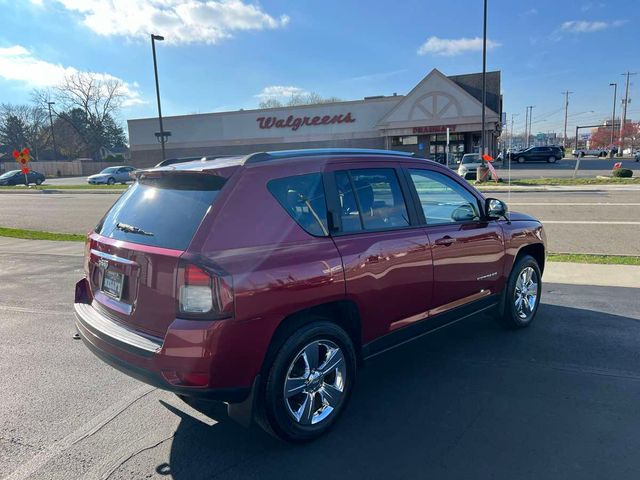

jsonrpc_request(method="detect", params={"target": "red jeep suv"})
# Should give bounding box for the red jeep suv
[74,149,546,442]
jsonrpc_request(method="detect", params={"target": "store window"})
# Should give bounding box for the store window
[391,135,418,146]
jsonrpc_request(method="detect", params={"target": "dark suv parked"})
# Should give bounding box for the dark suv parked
[74,149,546,442]
[511,146,563,163]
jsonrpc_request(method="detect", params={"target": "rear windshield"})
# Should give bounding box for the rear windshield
[96,174,225,250]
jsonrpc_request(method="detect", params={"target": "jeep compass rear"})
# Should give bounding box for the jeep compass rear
[75,149,546,442]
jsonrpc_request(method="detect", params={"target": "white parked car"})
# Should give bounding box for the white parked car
[457,153,482,179]
[87,166,138,185]
[572,148,609,158]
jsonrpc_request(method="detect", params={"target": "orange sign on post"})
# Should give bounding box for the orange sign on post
[13,148,31,184]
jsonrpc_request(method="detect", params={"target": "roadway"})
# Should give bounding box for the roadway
[1,250,639,479]
[1,187,638,255]
[39,155,639,185]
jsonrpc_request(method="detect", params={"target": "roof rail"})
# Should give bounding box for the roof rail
[244,148,414,164]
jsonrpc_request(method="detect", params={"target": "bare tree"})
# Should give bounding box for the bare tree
[55,72,125,126]
[0,103,50,159]
[258,92,342,109]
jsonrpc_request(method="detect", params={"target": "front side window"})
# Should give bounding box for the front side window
[408,169,480,224]
[335,168,410,232]
[267,173,329,237]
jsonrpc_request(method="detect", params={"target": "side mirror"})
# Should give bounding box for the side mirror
[485,198,508,219]
[451,204,478,222]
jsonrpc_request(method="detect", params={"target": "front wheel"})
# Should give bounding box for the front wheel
[107,177,115,185]
[517,156,525,164]
[497,255,541,328]
[257,321,356,442]
[547,156,556,163]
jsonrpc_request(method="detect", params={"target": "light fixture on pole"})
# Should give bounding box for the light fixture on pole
[151,34,166,161]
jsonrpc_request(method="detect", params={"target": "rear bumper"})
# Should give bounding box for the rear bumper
[74,300,251,403]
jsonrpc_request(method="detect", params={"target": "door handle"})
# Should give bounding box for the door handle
[435,236,457,246]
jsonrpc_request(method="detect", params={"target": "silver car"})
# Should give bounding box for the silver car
[87,166,137,185]
[457,154,482,179]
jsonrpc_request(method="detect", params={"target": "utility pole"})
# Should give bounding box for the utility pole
[609,83,617,149]
[525,106,534,147]
[47,102,58,161]
[619,71,636,156]
[561,91,572,148]
[524,106,530,148]
[509,113,518,151]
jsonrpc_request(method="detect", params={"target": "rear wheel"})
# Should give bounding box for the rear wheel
[257,321,356,442]
[497,255,541,329]
[35,178,43,185]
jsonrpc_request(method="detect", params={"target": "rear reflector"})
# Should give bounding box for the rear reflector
[161,369,209,387]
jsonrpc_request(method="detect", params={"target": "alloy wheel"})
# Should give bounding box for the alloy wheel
[283,339,346,425]
[514,266,538,319]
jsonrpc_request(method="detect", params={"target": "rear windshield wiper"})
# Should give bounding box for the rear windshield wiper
[116,222,154,236]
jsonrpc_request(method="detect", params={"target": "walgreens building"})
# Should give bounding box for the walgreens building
[127,69,502,168]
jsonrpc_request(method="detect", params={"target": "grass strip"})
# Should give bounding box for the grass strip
[0,227,85,242]
[473,177,639,186]
[547,253,640,266]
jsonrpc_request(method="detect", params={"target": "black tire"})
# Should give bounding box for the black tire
[547,156,556,163]
[257,320,356,442]
[580,152,585,158]
[496,255,541,329]
[36,179,43,185]
[517,156,525,164]
[107,177,115,185]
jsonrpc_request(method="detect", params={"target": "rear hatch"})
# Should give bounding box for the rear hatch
[86,171,228,336]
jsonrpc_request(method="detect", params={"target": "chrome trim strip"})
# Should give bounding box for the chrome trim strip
[90,249,137,266]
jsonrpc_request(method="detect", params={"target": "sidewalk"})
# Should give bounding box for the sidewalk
[0,237,84,256]
[543,262,639,289]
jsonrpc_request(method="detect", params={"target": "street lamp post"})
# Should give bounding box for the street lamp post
[151,34,166,162]
[47,101,58,161]
[480,0,488,160]
[609,83,617,150]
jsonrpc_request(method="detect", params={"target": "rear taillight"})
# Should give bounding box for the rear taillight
[177,263,234,319]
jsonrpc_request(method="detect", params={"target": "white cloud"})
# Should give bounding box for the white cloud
[417,37,501,56]
[0,45,144,107]
[45,0,290,45]
[255,85,308,100]
[560,19,625,33]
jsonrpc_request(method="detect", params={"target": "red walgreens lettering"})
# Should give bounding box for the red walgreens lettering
[256,112,355,131]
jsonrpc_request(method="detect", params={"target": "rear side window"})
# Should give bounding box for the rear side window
[96,174,225,250]
[267,173,329,237]
[335,168,410,232]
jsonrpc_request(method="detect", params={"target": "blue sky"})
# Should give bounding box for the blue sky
[0,0,637,136]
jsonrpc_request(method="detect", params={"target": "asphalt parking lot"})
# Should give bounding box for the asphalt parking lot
[1,185,639,255]
[1,250,639,479]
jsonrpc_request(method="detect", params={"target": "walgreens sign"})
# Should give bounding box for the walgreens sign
[256,112,356,131]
